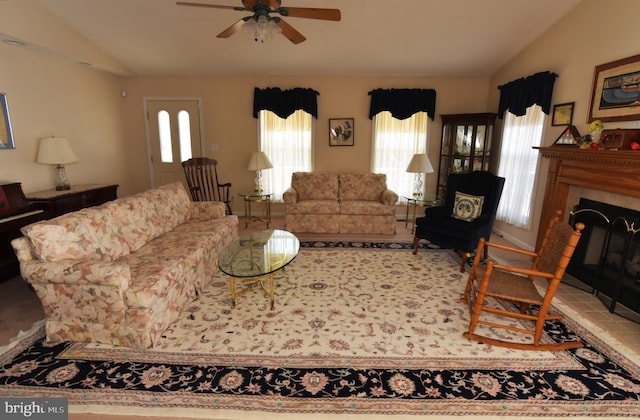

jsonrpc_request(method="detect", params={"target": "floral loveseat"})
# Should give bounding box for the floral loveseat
[12,182,238,349]
[283,172,398,234]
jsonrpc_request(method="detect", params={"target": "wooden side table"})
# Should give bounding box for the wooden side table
[238,192,272,228]
[404,194,442,233]
[26,184,118,218]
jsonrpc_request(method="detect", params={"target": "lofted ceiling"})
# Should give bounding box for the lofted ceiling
[35,0,582,77]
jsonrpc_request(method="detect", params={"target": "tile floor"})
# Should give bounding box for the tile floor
[1,216,638,354]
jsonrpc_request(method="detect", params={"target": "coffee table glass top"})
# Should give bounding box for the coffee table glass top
[218,229,300,278]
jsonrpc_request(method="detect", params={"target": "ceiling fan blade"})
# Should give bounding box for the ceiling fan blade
[216,18,247,38]
[276,19,306,44]
[176,1,246,11]
[280,7,341,21]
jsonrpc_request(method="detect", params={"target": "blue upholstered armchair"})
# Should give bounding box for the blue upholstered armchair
[412,171,505,272]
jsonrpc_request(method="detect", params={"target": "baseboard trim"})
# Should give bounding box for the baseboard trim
[492,227,534,251]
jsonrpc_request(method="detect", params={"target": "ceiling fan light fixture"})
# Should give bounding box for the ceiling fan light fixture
[243,15,281,43]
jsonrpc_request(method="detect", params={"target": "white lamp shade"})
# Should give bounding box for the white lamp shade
[406,153,434,173]
[37,137,78,165]
[247,151,273,171]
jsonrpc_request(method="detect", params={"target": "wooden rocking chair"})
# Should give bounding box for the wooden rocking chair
[182,157,233,215]
[461,210,585,351]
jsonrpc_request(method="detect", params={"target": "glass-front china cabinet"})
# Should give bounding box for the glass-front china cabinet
[436,113,497,197]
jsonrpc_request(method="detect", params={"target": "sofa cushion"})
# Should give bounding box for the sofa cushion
[340,200,396,216]
[285,200,341,215]
[105,194,164,252]
[339,173,387,201]
[21,207,130,262]
[140,182,191,233]
[291,172,339,201]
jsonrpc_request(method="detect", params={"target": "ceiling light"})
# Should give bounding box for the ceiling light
[243,15,281,43]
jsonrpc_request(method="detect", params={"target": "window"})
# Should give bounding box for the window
[496,104,546,229]
[371,111,429,198]
[259,109,313,200]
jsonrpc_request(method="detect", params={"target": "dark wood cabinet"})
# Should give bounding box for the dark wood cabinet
[25,184,118,218]
[0,184,118,282]
[0,183,47,282]
[436,113,497,197]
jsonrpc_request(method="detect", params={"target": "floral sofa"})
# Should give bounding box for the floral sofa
[11,182,238,349]
[283,172,398,234]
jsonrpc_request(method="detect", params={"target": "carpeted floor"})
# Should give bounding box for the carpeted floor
[1,242,639,419]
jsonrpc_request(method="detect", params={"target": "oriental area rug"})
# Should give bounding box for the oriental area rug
[1,242,639,419]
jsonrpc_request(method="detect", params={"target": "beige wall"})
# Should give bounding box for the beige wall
[121,76,491,214]
[3,0,639,246]
[488,0,640,249]
[0,37,134,195]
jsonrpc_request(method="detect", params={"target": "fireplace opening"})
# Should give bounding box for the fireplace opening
[568,198,640,323]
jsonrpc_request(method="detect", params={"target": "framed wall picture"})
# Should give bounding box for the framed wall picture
[588,53,640,122]
[551,102,574,126]
[0,93,15,149]
[329,118,354,146]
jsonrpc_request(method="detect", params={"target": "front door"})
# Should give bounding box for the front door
[145,98,203,187]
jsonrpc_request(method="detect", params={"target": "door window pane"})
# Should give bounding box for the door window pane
[158,110,173,163]
[178,110,192,162]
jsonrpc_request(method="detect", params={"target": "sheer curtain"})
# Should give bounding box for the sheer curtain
[496,105,545,229]
[259,109,313,201]
[371,111,428,198]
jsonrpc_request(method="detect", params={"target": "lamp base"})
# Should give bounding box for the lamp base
[412,173,423,197]
[54,164,71,191]
[254,170,263,193]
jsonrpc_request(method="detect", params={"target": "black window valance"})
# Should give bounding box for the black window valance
[253,87,319,119]
[497,71,558,118]
[368,88,436,120]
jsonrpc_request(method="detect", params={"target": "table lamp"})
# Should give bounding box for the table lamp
[37,136,78,191]
[406,153,434,196]
[247,151,273,192]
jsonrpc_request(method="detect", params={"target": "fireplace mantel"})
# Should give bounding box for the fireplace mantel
[535,146,640,247]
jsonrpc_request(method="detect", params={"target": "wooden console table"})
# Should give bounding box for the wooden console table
[25,184,118,218]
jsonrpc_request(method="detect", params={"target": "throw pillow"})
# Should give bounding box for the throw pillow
[452,192,484,221]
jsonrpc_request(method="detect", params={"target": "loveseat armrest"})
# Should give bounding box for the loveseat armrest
[20,259,131,288]
[283,187,298,204]
[381,189,399,206]
[190,201,226,221]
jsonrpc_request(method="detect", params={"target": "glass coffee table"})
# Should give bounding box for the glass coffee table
[218,229,300,310]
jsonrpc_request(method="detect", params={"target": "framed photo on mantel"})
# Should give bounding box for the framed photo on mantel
[553,125,581,146]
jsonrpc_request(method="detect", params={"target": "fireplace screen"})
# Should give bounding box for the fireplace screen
[568,198,640,320]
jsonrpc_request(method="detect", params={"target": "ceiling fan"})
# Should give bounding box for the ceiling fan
[176,1,341,44]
